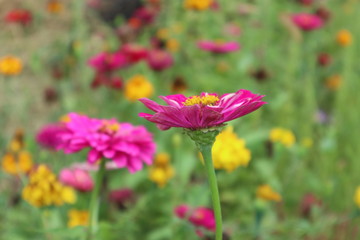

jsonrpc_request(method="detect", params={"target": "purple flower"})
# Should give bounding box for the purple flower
[57,113,156,173]
[197,40,240,54]
[36,124,67,150]
[139,89,266,130]
[291,13,324,31]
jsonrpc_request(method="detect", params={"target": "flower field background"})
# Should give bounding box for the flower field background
[1,0,360,239]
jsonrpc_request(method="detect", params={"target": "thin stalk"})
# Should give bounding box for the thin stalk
[200,145,223,240]
[87,159,106,240]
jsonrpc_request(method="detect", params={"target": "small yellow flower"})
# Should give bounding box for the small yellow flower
[156,28,169,40]
[2,151,33,175]
[184,0,213,10]
[124,75,154,102]
[336,29,352,47]
[166,39,180,53]
[325,75,342,90]
[269,127,296,147]
[22,165,76,207]
[68,209,89,228]
[354,186,360,208]
[256,184,282,202]
[0,56,23,75]
[149,153,175,187]
[301,137,313,148]
[211,126,251,172]
[47,0,63,14]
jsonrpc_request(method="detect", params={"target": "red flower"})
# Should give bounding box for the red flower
[5,9,32,25]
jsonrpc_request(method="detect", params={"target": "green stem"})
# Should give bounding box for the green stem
[200,145,223,240]
[87,159,106,240]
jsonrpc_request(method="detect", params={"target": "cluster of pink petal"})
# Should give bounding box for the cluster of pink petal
[139,89,266,130]
[59,168,94,192]
[291,13,324,31]
[57,113,156,173]
[36,124,68,150]
[197,40,240,54]
[146,49,174,71]
[88,52,128,73]
[174,205,216,237]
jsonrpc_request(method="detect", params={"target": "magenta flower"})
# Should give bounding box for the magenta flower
[197,40,240,54]
[174,204,190,219]
[59,168,94,192]
[88,51,128,73]
[189,207,216,231]
[108,188,136,210]
[291,13,324,31]
[120,43,148,64]
[57,113,156,173]
[36,124,67,150]
[139,90,266,130]
[146,49,174,71]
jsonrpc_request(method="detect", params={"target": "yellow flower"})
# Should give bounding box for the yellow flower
[68,209,89,228]
[149,153,175,187]
[336,29,352,47]
[301,137,313,148]
[211,126,251,172]
[269,127,295,147]
[124,75,154,102]
[156,28,169,40]
[354,187,360,208]
[325,75,342,90]
[22,165,76,207]
[184,0,213,10]
[166,39,180,53]
[256,184,282,202]
[2,151,33,175]
[47,0,63,14]
[0,56,23,75]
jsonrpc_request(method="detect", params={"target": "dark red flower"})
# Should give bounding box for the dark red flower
[317,53,332,67]
[5,9,32,25]
[108,188,136,210]
[300,193,322,218]
[120,43,148,64]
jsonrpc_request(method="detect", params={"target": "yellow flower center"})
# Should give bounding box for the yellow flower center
[99,121,120,134]
[183,95,219,106]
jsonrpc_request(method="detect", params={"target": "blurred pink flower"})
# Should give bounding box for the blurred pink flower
[132,7,156,25]
[5,9,32,25]
[197,40,240,54]
[91,72,123,90]
[36,124,67,150]
[291,13,324,31]
[120,43,148,64]
[108,188,136,209]
[146,49,174,71]
[57,113,156,173]
[174,204,190,219]
[223,23,241,37]
[59,168,94,192]
[189,207,216,231]
[88,52,128,73]
[139,90,266,130]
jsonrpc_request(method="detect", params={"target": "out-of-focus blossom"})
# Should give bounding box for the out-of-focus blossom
[314,110,329,124]
[211,126,251,172]
[354,187,360,208]
[300,193,322,218]
[301,137,313,148]
[68,209,89,228]
[166,39,180,52]
[250,68,270,83]
[2,151,33,175]
[297,0,313,6]
[47,0,64,14]
[216,61,230,73]
[174,204,190,219]
[336,30,352,47]
[108,188,136,210]
[60,168,94,192]
[223,23,241,37]
[325,74,342,90]
[149,153,175,187]
[44,87,59,104]
[256,184,282,202]
[184,0,213,10]
[36,124,67,150]
[132,6,156,26]
[91,73,123,90]
[291,13,324,31]
[197,40,240,54]
[139,90,266,131]
[57,113,156,173]
[314,7,331,22]
[317,53,332,67]
[171,76,187,93]
[120,43,148,64]
[22,165,76,207]
[269,127,296,147]
[8,129,25,152]
[0,56,23,76]
[146,49,174,71]
[5,9,32,25]
[88,52,127,73]
[124,74,154,101]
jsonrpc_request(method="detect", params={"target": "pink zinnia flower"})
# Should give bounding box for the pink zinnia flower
[108,188,136,210]
[146,49,174,71]
[36,124,67,150]
[189,207,216,231]
[88,51,128,73]
[59,168,94,192]
[197,40,240,54]
[174,204,190,219]
[139,90,266,130]
[291,13,324,31]
[120,43,148,64]
[57,113,156,173]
